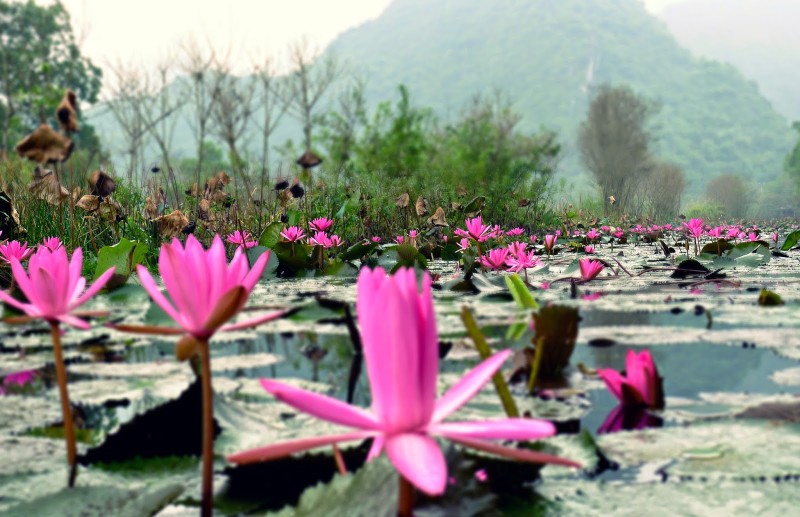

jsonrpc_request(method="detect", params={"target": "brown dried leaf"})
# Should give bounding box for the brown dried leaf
[198,199,211,221]
[427,206,448,227]
[154,210,189,239]
[396,192,410,208]
[76,195,101,212]
[456,186,467,197]
[143,196,159,220]
[56,90,78,134]
[89,170,116,197]
[28,166,69,205]
[415,196,429,217]
[15,125,74,164]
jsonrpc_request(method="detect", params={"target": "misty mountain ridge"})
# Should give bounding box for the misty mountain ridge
[87,0,795,197]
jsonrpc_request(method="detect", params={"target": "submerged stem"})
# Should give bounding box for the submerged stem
[397,475,415,517]
[460,306,519,418]
[50,322,77,487]
[199,340,214,517]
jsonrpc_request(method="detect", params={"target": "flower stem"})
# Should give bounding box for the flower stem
[397,475,415,517]
[50,322,77,487]
[198,340,214,517]
[460,307,519,417]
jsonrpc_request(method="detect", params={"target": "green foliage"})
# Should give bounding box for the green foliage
[0,0,102,153]
[325,0,794,192]
[94,238,147,290]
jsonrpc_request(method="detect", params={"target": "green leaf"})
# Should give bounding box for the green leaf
[463,195,485,216]
[287,209,303,227]
[259,221,284,249]
[505,274,539,309]
[94,238,147,290]
[339,241,378,262]
[781,230,800,251]
[335,188,361,219]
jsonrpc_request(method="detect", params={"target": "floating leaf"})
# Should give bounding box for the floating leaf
[758,289,784,307]
[94,238,147,290]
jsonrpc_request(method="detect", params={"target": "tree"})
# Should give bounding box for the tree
[706,173,750,218]
[252,53,288,177]
[281,39,343,151]
[579,85,656,215]
[0,0,101,156]
[355,84,434,178]
[318,76,367,170]
[785,121,800,182]
[644,161,686,220]
[180,38,219,185]
[103,61,150,180]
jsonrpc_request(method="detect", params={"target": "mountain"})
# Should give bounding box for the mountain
[658,0,800,122]
[326,0,794,192]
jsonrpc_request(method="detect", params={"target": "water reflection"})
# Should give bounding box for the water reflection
[597,404,663,434]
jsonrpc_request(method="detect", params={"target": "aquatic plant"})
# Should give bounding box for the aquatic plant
[229,267,578,515]
[114,235,283,516]
[225,230,257,249]
[0,247,115,487]
[597,349,664,409]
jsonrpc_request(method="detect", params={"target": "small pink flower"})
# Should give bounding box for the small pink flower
[584,245,596,254]
[682,218,704,238]
[663,224,673,231]
[309,217,333,233]
[771,232,779,244]
[543,234,556,252]
[371,236,381,244]
[506,227,524,237]
[506,250,540,273]
[0,247,115,329]
[280,226,305,243]
[41,237,63,252]
[456,238,471,253]
[613,230,625,239]
[479,248,509,270]
[0,241,34,264]
[707,226,723,239]
[395,236,405,245]
[727,226,741,239]
[600,226,611,233]
[540,281,550,290]
[408,230,418,239]
[748,232,759,242]
[458,216,492,242]
[529,235,538,243]
[555,230,562,237]
[586,228,600,241]
[474,469,488,482]
[3,369,37,388]
[310,231,332,247]
[329,235,342,248]
[597,349,663,409]
[579,258,604,282]
[226,231,257,249]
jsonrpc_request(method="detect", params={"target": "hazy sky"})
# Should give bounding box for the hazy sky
[53,0,676,77]
[52,0,393,74]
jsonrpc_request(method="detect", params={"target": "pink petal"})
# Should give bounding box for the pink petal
[9,259,37,308]
[136,265,182,325]
[228,431,375,464]
[72,266,116,308]
[367,435,385,461]
[220,310,285,332]
[58,314,91,330]
[596,368,625,402]
[433,349,512,422]
[450,436,581,469]
[260,379,380,430]
[625,350,649,402]
[431,418,555,441]
[0,289,33,315]
[385,433,447,496]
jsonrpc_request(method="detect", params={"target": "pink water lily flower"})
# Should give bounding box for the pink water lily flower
[41,236,63,252]
[0,247,115,329]
[543,234,556,252]
[707,226,723,239]
[226,230,257,249]
[506,227,524,237]
[454,216,492,242]
[682,218,704,238]
[309,217,333,233]
[456,238,471,254]
[597,349,664,409]
[130,235,281,341]
[584,245,596,254]
[280,226,305,243]
[586,228,600,241]
[0,240,34,264]
[579,258,605,282]
[506,249,540,273]
[229,268,578,496]
[479,248,509,271]
[310,231,331,247]
[329,235,342,248]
